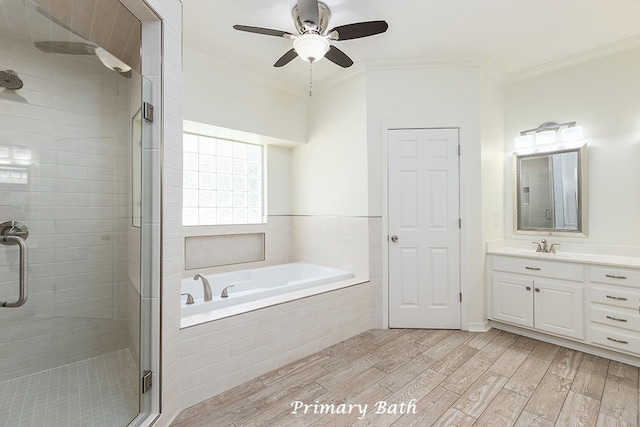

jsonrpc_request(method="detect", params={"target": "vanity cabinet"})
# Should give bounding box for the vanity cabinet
[489,256,584,340]
[589,266,640,354]
[488,252,640,362]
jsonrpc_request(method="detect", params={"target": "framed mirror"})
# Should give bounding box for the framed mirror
[514,144,587,236]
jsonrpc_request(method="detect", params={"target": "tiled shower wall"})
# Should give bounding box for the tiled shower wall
[0,36,134,382]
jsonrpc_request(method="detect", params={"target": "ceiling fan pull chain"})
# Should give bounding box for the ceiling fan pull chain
[309,61,313,97]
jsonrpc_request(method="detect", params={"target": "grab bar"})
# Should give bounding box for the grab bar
[1,235,28,307]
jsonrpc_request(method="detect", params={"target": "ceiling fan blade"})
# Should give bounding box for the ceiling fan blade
[329,21,389,41]
[324,45,353,68]
[274,49,298,67]
[34,41,95,54]
[297,0,319,25]
[233,25,292,38]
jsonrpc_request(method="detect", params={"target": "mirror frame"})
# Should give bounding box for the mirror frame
[513,143,588,237]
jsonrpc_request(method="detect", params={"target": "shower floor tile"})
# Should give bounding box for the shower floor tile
[0,348,138,427]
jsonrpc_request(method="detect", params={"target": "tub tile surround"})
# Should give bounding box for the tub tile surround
[291,215,371,278]
[182,215,291,275]
[176,214,377,411]
[177,281,371,410]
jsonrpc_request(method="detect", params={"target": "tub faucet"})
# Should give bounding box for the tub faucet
[193,273,212,301]
[221,284,235,298]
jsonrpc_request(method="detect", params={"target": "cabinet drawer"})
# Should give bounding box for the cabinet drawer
[590,266,640,287]
[590,305,640,332]
[492,256,583,282]
[590,285,640,310]
[590,325,640,355]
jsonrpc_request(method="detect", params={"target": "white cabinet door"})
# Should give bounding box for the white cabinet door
[491,273,534,328]
[534,279,584,340]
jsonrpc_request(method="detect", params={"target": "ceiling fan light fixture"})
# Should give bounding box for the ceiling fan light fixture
[293,34,329,63]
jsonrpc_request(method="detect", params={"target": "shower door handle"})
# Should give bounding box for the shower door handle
[1,235,28,307]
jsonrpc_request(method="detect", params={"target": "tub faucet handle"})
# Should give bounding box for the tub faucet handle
[221,284,235,298]
[181,293,194,304]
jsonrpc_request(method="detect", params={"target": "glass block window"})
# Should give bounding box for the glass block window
[183,133,264,225]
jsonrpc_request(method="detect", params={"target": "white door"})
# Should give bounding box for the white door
[388,128,460,328]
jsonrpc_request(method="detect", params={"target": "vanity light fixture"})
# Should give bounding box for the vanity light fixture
[515,134,534,148]
[515,121,582,147]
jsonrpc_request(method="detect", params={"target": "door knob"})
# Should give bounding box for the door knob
[390,235,399,243]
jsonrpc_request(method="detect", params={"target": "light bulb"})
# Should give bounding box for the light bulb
[536,130,556,145]
[561,126,583,141]
[515,134,534,148]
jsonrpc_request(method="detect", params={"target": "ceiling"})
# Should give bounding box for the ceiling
[184,0,640,88]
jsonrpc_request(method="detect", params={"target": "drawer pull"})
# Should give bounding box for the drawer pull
[606,295,628,301]
[606,315,628,323]
[606,274,627,280]
[525,286,531,291]
[607,337,628,345]
[525,267,541,271]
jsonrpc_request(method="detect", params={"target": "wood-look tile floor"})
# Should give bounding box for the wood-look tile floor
[171,329,640,426]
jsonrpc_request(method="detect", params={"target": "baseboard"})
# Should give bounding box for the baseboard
[491,321,640,367]
[466,321,491,333]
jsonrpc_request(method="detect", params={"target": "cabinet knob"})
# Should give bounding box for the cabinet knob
[526,286,531,291]
[535,288,540,292]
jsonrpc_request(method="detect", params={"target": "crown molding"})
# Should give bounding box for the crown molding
[509,34,640,82]
[363,55,509,83]
[184,48,307,97]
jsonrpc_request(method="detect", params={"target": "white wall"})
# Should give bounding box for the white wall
[505,47,640,246]
[267,145,292,215]
[291,73,368,216]
[479,69,506,324]
[183,50,307,146]
[365,65,489,329]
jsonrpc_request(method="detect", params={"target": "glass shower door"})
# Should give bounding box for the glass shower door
[0,0,151,425]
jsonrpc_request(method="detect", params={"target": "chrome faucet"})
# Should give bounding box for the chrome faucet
[221,284,235,298]
[531,239,560,254]
[193,273,212,301]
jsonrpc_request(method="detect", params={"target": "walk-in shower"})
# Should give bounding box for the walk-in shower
[0,0,159,425]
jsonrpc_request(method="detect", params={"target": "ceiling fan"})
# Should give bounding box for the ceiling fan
[233,0,389,68]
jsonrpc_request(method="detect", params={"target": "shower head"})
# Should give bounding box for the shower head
[0,70,23,90]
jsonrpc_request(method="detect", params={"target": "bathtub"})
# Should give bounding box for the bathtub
[180,262,358,327]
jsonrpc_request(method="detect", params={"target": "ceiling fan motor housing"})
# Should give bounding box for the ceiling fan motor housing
[293,1,330,34]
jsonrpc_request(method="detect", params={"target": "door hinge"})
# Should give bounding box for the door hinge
[142,370,152,394]
[459,292,462,303]
[458,144,461,155]
[458,218,462,229]
[143,102,154,122]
